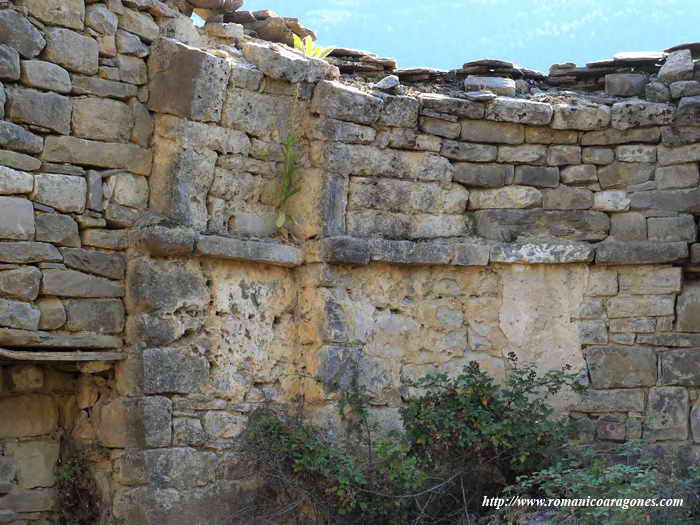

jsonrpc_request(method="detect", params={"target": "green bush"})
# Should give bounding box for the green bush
[234,354,584,524]
[504,441,700,525]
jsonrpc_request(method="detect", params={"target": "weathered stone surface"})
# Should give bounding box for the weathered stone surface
[127,258,208,314]
[658,142,700,166]
[616,144,656,163]
[675,95,700,125]
[310,117,376,144]
[547,145,581,166]
[119,9,159,42]
[312,80,382,125]
[18,0,84,30]
[348,210,466,239]
[543,186,593,210]
[498,145,547,165]
[350,178,467,214]
[581,127,660,145]
[43,136,152,175]
[64,299,125,333]
[491,242,594,264]
[10,440,60,489]
[6,88,71,134]
[241,40,337,83]
[0,395,57,438]
[419,116,460,139]
[576,389,645,412]
[460,119,524,144]
[117,54,147,85]
[645,387,689,441]
[0,10,46,59]
[464,76,515,96]
[380,95,419,128]
[116,29,150,58]
[0,149,40,171]
[637,333,700,346]
[196,236,303,268]
[610,100,674,130]
[441,140,497,162]
[525,127,578,145]
[0,327,121,348]
[0,196,35,240]
[0,266,41,301]
[659,349,700,385]
[0,242,61,263]
[173,418,206,446]
[646,81,671,102]
[659,50,694,83]
[469,186,542,209]
[619,266,682,295]
[551,103,611,130]
[513,166,559,187]
[71,74,137,99]
[582,147,614,165]
[596,241,688,264]
[593,190,630,212]
[156,114,250,155]
[42,28,98,75]
[0,44,19,81]
[143,396,172,448]
[37,297,66,330]
[320,236,371,265]
[584,345,657,388]
[630,188,700,213]
[677,281,700,332]
[148,38,231,122]
[609,317,656,333]
[560,164,598,184]
[0,487,55,512]
[35,176,88,216]
[605,73,647,97]
[607,294,675,318]
[648,216,696,242]
[0,297,40,330]
[485,97,553,125]
[143,347,209,394]
[93,397,141,447]
[693,403,700,443]
[368,239,452,265]
[656,163,699,189]
[42,269,124,298]
[419,93,484,119]
[609,213,648,240]
[597,162,654,189]
[72,97,133,142]
[474,209,609,242]
[670,81,700,99]
[35,213,80,248]
[203,411,246,439]
[453,162,511,188]
[320,143,453,182]
[20,60,71,93]
[86,4,118,34]
[142,448,216,491]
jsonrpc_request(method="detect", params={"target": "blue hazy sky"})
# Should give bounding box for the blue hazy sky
[241,0,698,72]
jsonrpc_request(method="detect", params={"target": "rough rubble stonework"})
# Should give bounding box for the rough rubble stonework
[0,1,700,523]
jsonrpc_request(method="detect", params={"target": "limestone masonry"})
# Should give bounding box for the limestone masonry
[0,0,700,523]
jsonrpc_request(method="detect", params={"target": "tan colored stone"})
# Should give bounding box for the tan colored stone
[72,97,133,142]
[0,395,58,438]
[43,136,152,175]
[8,440,60,489]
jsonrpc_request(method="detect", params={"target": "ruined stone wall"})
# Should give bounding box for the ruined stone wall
[1,1,700,523]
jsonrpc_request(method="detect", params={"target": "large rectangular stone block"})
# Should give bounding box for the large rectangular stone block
[676,281,700,332]
[148,38,231,122]
[143,347,209,394]
[659,349,700,386]
[460,119,524,144]
[418,93,485,119]
[72,97,133,142]
[474,209,609,242]
[0,297,40,330]
[31,173,86,213]
[17,0,85,30]
[453,163,511,188]
[618,266,682,295]
[644,387,689,441]
[65,299,125,333]
[551,103,611,130]
[584,345,657,388]
[595,241,688,264]
[577,389,646,412]
[5,87,71,134]
[43,136,151,175]
[648,216,697,242]
[42,28,98,75]
[485,97,553,125]
[0,196,34,240]
[630,189,700,214]
[311,80,383,125]
[61,248,126,280]
[42,269,125,298]
[607,295,676,318]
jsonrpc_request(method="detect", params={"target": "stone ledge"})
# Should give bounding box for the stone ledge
[0,329,122,349]
[595,241,689,264]
[194,235,303,268]
[491,242,594,264]
[0,348,127,362]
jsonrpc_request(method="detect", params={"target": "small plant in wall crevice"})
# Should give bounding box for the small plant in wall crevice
[292,33,335,60]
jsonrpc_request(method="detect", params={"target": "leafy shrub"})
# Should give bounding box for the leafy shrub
[234,354,584,524]
[56,443,107,525]
[504,441,700,524]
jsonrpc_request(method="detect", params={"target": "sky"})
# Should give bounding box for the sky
[240,0,698,73]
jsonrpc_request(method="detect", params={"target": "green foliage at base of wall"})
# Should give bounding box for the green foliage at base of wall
[55,443,107,525]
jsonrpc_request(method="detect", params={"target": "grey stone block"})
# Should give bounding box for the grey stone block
[61,247,126,280]
[577,389,646,412]
[71,74,137,99]
[441,140,497,162]
[42,28,99,75]
[0,241,62,263]
[513,165,559,187]
[0,10,46,59]
[475,209,609,242]
[542,186,594,210]
[64,299,125,333]
[0,297,40,330]
[195,235,303,268]
[659,349,700,386]
[551,103,610,130]
[676,281,700,332]
[0,44,19,81]
[647,216,696,242]
[143,396,172,448]
[0,266,41,301]
[630,189,700,213]
[645,387,689,441]
[0,196,34,240]
[485,97,553,125]
[42,269,125,298]
[5,87,71,134]
[0,327,121,348]
[637,333,700,347]
[610,214,648,242]
[611,100,674,130]
[490,242,594,264]
[320,236,370,265]
[598,162,654,189]
[419,92,485,119]
[453,162,511,188]
[20,59,71,93]
[584,345,657,388]
[143,348,210,394]
[35,213,81,247]
[605,73,647,97]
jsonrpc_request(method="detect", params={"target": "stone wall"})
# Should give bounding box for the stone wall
[1,1,700,523]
